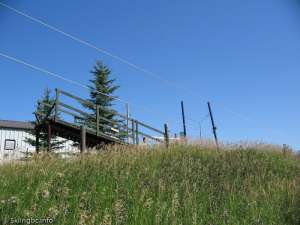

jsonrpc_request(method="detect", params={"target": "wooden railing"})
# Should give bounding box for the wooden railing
[36,88,169,146]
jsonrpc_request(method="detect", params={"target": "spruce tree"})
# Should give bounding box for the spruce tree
[83,61,125,137]
[26,88,66,151]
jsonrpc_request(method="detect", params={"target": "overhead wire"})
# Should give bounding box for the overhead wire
[0,2,288,140]
[0,52,202,134]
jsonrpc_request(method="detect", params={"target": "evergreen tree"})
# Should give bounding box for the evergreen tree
[25,88,66,151]
[82,61,125,137]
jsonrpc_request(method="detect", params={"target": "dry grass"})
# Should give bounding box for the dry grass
[0,144,299,225]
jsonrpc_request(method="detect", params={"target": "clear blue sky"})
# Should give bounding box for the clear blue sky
[1,0,300,149]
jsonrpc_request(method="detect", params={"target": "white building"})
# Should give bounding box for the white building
[0,120,78,160]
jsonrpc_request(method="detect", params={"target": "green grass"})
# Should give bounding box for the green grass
[0,145,299,225]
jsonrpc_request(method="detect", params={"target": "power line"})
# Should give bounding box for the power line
[0,2,289,140]
[0,1,237,126]
[0,52,125,103]
[0,52,202,132]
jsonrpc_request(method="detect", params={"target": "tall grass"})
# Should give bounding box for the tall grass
[0,144,299,225]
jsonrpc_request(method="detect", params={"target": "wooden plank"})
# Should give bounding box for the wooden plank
[59,102,94,119]
[55,119,126,145]
[135,120,165,135]
[58,108,86,121]
[60,89,96,109]
[59,102,128,132]
[136,130,164,143]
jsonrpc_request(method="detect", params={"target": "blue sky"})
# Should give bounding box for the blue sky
[1,0,300,149]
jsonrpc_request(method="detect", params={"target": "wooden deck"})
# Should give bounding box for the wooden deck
[35,89,169,152]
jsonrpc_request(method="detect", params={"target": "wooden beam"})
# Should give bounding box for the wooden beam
[96,105,100,136]
[35,126,40,154]
[135,122,139,145]
[164,123,169,148]
[80,125,86,153]
[47,122,51,152]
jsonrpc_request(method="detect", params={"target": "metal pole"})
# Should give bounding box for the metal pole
[164,123,169,148]
[207,102,219,147]
[181,101,187,138]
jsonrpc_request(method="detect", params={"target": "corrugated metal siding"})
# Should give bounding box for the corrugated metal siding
[0,128,79,160]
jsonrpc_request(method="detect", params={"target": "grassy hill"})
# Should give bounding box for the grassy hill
[0,145,299,225]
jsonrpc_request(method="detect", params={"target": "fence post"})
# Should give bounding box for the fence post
[80,125,86,153]
[135,121,139,145]
[164,123,169,148]
[126,103,130,142]
[55,88,60,121]
[96,105,100,136]
[131,120,135,144]
[35,126,40,154]
[47,122,51,152]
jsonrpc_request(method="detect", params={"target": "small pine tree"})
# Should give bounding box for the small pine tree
[26,88,66,151]
[82,61,125,137]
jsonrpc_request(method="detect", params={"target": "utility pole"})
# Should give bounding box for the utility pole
[181,101,187,138]
[207,102,219,147]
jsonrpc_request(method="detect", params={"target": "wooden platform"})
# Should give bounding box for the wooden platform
[34,89,169,152]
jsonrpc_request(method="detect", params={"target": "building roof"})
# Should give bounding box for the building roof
[0,120,34,130]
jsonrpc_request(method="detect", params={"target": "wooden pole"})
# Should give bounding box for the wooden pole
[47,122,51,152]
[55,88,60,121]
[181,101,187,138]
[35,126,40,154]
[131,120,135,144]
[126,103,130,142]
[135,121,139,145]
[207,102,219,148]
[96,105,100,136]
[80,125,86,153]
[164,123,169,148]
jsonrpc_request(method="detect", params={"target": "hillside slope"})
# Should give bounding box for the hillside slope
[0,145,299,225]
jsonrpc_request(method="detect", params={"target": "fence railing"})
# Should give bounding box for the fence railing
[36,88,169,146]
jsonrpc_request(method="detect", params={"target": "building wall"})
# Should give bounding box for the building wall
[0,128,35,160]
[0,128,79,160]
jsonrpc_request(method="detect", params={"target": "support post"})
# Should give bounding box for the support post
[80,125,86,153]
[164,123,169,148]
[131,120,135,144]
[135,121,139,145]
[126,103,130,142]
[35,126,40,154]
[47,122,51,152]
[55,88,60,121]
[207,102,219,148]
[96,105,100,136]
[181,101,187,138]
